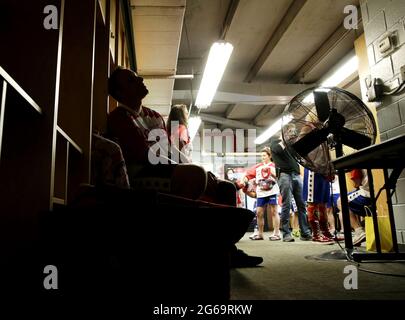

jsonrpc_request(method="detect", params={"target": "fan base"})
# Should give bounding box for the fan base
[305,249,351,261]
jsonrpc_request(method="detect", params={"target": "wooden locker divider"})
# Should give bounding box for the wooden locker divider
[0,0,62,247]
[56,0,97,202]
[0,0,134,251]
[93,0,111,134]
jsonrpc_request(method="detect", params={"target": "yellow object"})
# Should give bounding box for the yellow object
[365,215,394,252]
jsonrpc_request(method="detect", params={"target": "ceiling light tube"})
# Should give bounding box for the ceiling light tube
[302,55,359,105]
[195,41,234,109]
[254,115,293,145]
[188,116,202,141]
[321,55,358,87]
[141,74,194,80]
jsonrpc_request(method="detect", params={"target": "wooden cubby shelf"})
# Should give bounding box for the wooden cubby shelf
[0,66,42,115]
[52,197,66,205]
[56,125,83,154]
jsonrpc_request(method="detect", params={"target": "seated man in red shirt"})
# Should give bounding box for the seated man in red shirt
[106,67,262,267]
[107,67,206,200]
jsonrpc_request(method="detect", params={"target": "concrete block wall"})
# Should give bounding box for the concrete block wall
[361,0,405,243]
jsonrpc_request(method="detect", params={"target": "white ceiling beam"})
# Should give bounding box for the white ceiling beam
[173,81,312,105]
[220,0,240,40]
[288,15,363,84]
[253,106,269,125]
[221,0,240,118]
[175,81,312,96]
[244,0,308,82]
[132,0,186,115]
[225,104,238,118]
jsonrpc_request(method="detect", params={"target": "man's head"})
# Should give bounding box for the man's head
[284,123,298,142]
[108,67,149,113]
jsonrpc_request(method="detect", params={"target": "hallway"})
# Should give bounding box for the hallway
[231,233,405,300]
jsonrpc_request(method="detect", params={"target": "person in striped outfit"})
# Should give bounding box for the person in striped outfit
[303,168,334,244]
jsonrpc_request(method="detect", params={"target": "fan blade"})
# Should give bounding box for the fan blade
[340,127,372,150]
[314,91,331,122]
[292,128,329,157]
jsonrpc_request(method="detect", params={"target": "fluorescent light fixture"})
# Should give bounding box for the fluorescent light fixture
[254,115,293,145]
[188,116,202,141]
[321,55,358,87]
[302,93,315,104]
[302,88,331,104]
[142,74,194,79]
[302,55,359,104]
[171,74,194,79]
[195,42,234,108]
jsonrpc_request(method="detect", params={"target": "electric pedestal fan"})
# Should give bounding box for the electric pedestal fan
[281,87,377,260]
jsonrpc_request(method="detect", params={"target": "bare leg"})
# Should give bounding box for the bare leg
[337,196,363,242]
[327,207,336,232]
[338,211,344,231]
[337,197,344,232]
[350,212,362,229]
[256,206,265,238]
[293,212,299,230]
[267,204,280,236]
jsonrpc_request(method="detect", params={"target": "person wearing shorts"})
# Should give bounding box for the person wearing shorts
[326,178,344,239]
[244,147,280,241]
[303,168,334,243]
[338,169,371,246]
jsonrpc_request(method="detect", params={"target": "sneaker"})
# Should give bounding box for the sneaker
[291,229,300,238]
[332,232,345,241]
[353,227,366,246]
[283,234,295,242]
[230,250,263,268]
[300,233,312,241]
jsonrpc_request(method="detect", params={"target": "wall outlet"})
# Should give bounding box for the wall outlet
[378,36,392,54]
[378,31,397,58]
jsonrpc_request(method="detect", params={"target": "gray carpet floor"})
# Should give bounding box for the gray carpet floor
[231,232,405,300]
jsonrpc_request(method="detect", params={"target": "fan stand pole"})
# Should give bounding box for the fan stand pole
[335,142,354,258]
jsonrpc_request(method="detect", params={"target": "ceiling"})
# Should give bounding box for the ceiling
[130,0,363,133]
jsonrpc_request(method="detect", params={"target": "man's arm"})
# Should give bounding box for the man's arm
[270,140,285,154]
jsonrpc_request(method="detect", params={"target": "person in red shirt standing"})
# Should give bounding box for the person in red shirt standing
[167,104,192,164]
[244,147,280,241]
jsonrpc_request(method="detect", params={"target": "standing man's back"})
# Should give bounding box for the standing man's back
[270,133,312,242]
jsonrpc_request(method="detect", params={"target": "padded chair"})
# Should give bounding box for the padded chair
[34,134,253,300]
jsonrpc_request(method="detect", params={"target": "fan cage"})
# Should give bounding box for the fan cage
[281,87,377,177]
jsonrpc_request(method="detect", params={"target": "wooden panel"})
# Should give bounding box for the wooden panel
[0,0,61,247]
[93,0,110,134]
[98,0,107,23]
[54,133,68,200]
[110,0,117,62]
[58,0,96,188]
[108,52,118,113]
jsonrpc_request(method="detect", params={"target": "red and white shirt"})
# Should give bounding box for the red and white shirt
[107,105,168,165]
[245,162,279,198]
